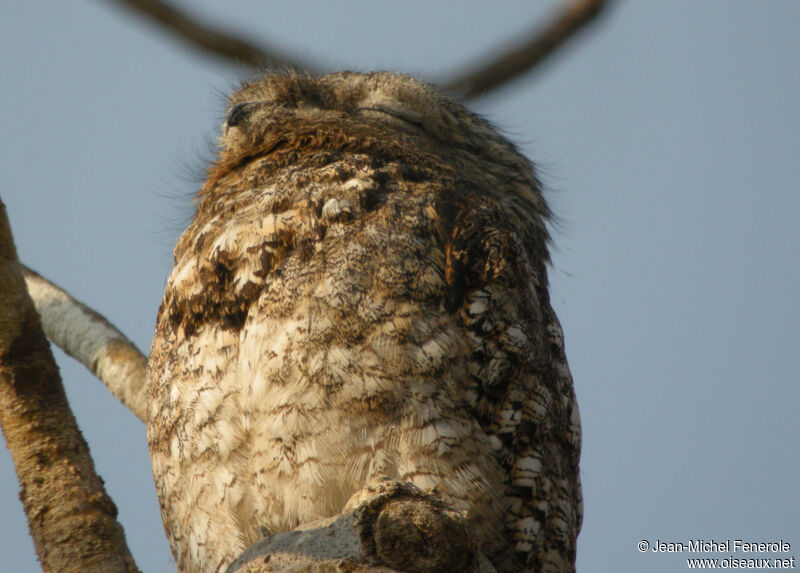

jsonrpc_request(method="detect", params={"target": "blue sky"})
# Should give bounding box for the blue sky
[1,2,798,571]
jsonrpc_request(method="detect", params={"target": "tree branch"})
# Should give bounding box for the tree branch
[0,199,141,573]
[444,0,614,98]
[103,0,321,72]
[22,267,148,423]
[102,0,613,100]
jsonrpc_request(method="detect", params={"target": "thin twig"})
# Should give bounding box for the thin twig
[102,0,612,99]
[104,0,320,72]
[22,266,148,422]
[0,200,141,573]
[444,0,614,99]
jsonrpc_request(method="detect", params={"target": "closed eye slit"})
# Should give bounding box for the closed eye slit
[357,106,425,130]
[224,101,285,130]
[225,102,255,128]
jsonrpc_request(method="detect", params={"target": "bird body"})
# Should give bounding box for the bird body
[147,72,581,573]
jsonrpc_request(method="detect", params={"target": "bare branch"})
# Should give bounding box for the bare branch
[101,0,613,100]
[22,267,148,423]
[103,0,321,72]
[444,0,614,99]
[0,199,141,573]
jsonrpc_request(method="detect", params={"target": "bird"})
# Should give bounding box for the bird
[146,71,582,573]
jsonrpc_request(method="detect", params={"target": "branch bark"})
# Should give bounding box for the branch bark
[22,267,148,423]
[0,199,141,573]
[445,0,614,98]
[103,0,321,72]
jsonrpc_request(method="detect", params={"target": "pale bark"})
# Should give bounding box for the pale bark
[22,267,148,423]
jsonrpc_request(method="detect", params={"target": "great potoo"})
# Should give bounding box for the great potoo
[147,71,582,573]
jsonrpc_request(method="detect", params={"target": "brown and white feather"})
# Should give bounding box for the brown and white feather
[147,72,581,573]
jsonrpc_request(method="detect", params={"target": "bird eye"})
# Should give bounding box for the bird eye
[225,102,256,129]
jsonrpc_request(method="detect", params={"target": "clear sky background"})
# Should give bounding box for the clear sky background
[1,2,798,572]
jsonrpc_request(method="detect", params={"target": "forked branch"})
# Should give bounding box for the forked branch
[103,0,613,99]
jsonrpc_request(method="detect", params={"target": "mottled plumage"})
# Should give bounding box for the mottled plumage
[147,71,582,573]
